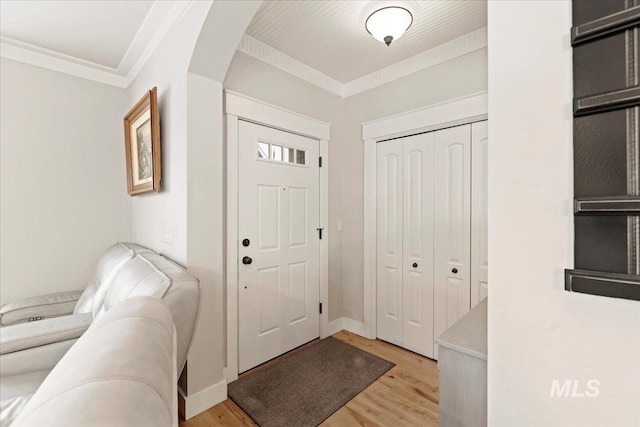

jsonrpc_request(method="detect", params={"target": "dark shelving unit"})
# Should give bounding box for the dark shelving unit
[568,0,640,301]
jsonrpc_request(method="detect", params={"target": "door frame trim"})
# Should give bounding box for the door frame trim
[362,91,488,341]
[225,90,331,382]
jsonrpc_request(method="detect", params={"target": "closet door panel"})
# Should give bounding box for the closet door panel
[434,125,471,356]
[376,140,403,346]
[471,121,489,307]
[402,133,435,358]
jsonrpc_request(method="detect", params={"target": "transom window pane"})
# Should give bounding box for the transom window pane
[284,148,295,163]
[271,144,282,161]
[258,142,269,159]
[296,150,306,165]
[257,141,307,166]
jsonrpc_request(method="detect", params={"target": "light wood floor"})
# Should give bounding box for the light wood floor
[180,330,439,427]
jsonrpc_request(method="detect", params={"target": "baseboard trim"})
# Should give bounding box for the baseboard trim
[324,318,345,337]
[342,317,366,337]
[178,378,227,420]
[323,317,367,338]
[223,366,236,383]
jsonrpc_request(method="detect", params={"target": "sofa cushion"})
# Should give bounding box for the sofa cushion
[0,291,82,326]
[12,297,177,427]
[95,253,200,375]
[0,369,49,427]
[144,254,201,374]
[94,255,171,318]
[0,314,92,355]
[0,394,33,427]
[74,242,154,314]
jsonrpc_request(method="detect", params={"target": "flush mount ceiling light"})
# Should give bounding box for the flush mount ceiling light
[365,6,413,46]
[360,1,419,47]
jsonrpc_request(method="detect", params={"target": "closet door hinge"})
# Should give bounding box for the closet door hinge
[317,228,324,239]
[319,303,323,314]
[319,156,323,167]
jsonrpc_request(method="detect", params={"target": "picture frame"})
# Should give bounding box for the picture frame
[123,87,161,195]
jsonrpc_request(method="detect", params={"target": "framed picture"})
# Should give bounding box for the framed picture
[123,87,161,195]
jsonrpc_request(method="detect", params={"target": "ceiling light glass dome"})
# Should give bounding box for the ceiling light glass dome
[365,6,413,46]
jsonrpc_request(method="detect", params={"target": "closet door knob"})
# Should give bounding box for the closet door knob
[451,268,458,274]
[412,262,418,268]
[242,256,253,265]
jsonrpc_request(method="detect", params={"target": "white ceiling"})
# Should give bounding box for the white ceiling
[0,0,487,94]
[246,0,487,83]
[1,1,152,69]
[0,0,191,87]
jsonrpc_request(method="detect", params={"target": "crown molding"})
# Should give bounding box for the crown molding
[0,0,195,89]
[238,27,487,99]
[125,0,194,86]
[237,35,345,97]
[1,2,485,96]
[0,38,127,87]
[344,27,487,97]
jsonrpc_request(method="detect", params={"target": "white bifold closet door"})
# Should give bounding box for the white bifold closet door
[471,121,489,308]
[376,132,435,358]
[433,125,471,358]
[376,124,475,360]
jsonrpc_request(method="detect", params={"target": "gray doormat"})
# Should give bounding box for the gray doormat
[228,336,394,427]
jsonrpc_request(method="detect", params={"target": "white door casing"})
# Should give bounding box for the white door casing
[433,125,472,357]
[238,120,320,373]
[471,121,489,307]
[225,90,330,382]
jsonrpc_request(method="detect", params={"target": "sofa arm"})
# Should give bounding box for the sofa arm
[0,290,83,326]
[0,313,92,356]
[12,297,177,427]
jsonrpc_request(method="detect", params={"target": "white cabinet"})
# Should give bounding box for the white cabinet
[376,122,487,359]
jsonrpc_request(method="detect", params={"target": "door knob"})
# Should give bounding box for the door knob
[242,256,253,265]
[412,262,418,268]
[451,268,458,274]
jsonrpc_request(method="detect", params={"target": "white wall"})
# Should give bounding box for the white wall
[125,0,214,398]
[0,58,130,305]
[126,1,262,415]
[488,2,640,426]
[126,3,210,265]
[185,72,225,394]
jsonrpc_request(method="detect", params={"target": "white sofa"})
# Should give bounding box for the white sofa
[0,243,153,327]
[0,243,201,426]
[13,296,178,427]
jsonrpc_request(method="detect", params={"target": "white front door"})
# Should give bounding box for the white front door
[238,120,320,373]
